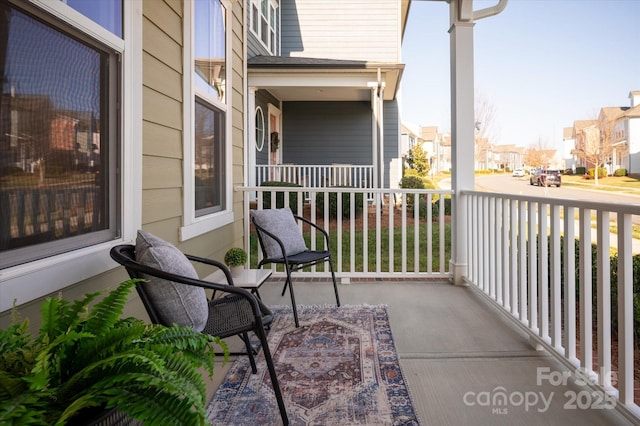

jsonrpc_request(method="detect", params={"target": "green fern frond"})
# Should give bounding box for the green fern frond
[96,376,208,426]
[69,321,147,375]
[0,390,49,425]
[83,279,138,336]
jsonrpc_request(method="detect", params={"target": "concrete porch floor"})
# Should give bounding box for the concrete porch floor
[210,279,637,425]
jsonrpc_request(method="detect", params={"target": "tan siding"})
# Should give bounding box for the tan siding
[143,156,182,190]
[143,53,182,102]
[144,0,182,43]
[143,16,183,72]
[143,86,182,130]
[142,188,183,224]
[143,121,183,159]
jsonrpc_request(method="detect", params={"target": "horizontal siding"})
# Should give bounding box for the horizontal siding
[281,0,400,62]
[282,101,372,165]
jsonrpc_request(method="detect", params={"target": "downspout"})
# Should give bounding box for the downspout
[377,68,385,190]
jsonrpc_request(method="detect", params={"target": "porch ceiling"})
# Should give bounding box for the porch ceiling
[248,56,404,102]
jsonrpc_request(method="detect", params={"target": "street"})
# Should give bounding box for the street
[475,174,640,206]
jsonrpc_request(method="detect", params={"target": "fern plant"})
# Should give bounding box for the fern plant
[0,279,228,425]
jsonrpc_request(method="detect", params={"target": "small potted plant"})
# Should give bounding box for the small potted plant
[224,247,248,277]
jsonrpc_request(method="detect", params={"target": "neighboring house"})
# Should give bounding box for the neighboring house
[562,126,577,170]
[569,90,640,175]
[246,0,409,190]
[491,144,525,171]
[571,119,598,169]
[0,0,248,346]
[401,123,421,154]
[622,90,640,175]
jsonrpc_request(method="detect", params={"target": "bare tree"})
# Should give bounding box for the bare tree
[474,90,498,170]
[572,109,622,185]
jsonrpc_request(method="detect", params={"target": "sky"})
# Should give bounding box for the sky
[400,0,640,149]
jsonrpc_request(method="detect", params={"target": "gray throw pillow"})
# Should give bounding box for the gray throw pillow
[251,208,308,259]
[135,230,208,331]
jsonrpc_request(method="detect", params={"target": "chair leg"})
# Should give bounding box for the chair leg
[328,257,341,307]
[280,279,288,296]
[284,266,300,327]
[255,324,289,425]
[241,332,258,374]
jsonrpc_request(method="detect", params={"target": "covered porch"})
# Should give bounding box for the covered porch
[211,278,635,425]
[225,183,640,423]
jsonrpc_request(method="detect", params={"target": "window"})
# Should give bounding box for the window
[182,0,232,239]
[0,1,121,270]
[250,0,278,54]
[255,107,265,151]
[64,0,123,37]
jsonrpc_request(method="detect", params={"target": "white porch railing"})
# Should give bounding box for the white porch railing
[462,190,640,421]
[239,186,454,280]
[255,164,374,188]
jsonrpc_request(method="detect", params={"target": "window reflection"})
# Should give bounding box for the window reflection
[194,0,226,102]
[64,0,123,37]
[194,99,224,216]
[0,3,117,268]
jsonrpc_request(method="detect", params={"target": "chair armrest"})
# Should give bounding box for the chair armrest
[185,254,234,286]
[294,214,331,248]
[117,254,268,321]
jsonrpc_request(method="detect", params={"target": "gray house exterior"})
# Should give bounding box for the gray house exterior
[246,0,408,188]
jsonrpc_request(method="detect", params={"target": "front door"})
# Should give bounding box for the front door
[268,104,281,180]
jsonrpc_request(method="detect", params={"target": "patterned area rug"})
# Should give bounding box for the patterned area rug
[207,304,419,425]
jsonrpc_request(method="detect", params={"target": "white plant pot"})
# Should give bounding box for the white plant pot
[230,265,245,277]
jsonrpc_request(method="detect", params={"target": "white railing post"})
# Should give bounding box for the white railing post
[617,212,633,406]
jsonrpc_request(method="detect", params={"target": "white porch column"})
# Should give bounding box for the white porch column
[247,87,257,201]
[449,0,476,285]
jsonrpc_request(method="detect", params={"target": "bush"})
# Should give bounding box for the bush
[587,167,607,178]
[399,175,425,190]
[431,197,452,217]
[315,187,364,219]
[260,181,302,213]
[614,168,627,177]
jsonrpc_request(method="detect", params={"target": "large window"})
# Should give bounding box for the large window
[250,0,278,54]
[0,1,121,269]
[182,0,232,238]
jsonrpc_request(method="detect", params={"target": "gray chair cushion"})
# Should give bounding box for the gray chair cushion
[135,230,208,331]
[251,208,308,259]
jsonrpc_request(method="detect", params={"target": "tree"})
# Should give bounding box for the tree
[523,137,554,169]
[405,143,430,176]
[474,90,498,170]
[572,109,623,185]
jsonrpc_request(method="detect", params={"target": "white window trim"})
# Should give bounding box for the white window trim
[255,106,265,151]
[249,0,278,55]
[0,0,142,313]
[180,0,234,241]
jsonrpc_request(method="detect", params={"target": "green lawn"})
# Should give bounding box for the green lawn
[250,221,452,273]
[560,174,640,193]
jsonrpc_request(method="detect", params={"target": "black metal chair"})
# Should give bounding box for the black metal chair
[251,208,341,327]
[110,244,289,425]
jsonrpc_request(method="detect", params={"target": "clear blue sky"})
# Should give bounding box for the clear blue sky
[401,0,640,148]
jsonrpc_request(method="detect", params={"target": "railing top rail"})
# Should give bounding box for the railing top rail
[237,186,454,195]
[461,189,640,215]
[256,164,374,168]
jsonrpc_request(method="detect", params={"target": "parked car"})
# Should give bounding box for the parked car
[530,169,561,187]
[512,168,525,177]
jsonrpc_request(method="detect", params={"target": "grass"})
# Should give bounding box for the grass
[250,220,452,273]
[560,174,640,193]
